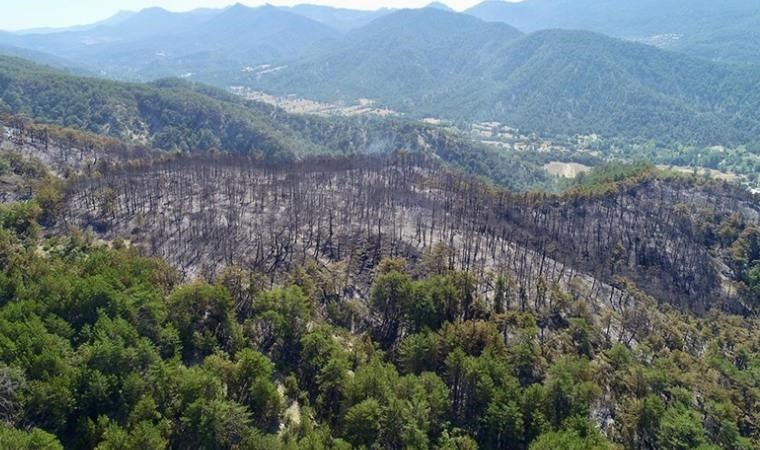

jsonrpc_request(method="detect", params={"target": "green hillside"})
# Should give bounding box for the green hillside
[250,10,760,146]
[250,8,523,109]
[0,55,320,160]
[480,29,760,144]
[0,156,757,449]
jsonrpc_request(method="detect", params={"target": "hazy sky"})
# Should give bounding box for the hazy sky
[1,0,522,31]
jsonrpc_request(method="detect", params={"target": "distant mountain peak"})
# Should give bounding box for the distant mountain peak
[425,2,453,10]
[223,2,282,13]
[226,2,252,11]
[375,5,517,31]
[255,3,280,11]
[104,10,137,23]
[119,6,176,24]
[135,6,171,15]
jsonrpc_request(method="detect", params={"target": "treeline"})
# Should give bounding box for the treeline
[0,198,758,449]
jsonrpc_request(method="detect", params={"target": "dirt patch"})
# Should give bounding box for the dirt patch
[230,88,399,118]
[543,161,592,178]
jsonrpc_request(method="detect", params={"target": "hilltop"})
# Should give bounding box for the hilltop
[1,150,758,449]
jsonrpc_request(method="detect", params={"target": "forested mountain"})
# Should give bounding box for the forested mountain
[248,8,521,110]
[152,4,340,84]
[0,7,218,56]
[466,0,760,64]
[477,29,760,144]
[0,54,322,159]
[84,6,219,40]
[0,55,550,189]
[250,8,760,146]
[0,44,84,74]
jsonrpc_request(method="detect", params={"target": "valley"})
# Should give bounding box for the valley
[232,86,760,191]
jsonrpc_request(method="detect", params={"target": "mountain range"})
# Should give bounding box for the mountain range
[0,4,340,82]
[2,2,760,147]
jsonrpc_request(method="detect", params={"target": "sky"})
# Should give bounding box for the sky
[0,0,521,31]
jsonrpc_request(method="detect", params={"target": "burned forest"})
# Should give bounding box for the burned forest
[58,149,760,316]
